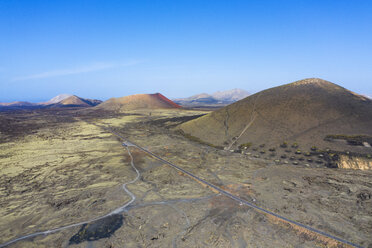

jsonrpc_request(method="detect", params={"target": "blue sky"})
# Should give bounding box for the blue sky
[1,0,372,102]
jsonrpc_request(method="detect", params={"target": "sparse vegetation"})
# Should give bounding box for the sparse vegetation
[291,142,298,148]
[280,142,288,148]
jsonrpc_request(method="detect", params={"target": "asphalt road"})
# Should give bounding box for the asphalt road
[0,124,364,248]
[109,128,363,248]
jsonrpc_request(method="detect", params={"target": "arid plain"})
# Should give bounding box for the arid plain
[0,106,371,248]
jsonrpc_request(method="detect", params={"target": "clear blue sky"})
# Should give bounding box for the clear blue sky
[1,0,372,102]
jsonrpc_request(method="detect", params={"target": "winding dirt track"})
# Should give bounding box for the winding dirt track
[0,143,140,248]
[0,124,364,248]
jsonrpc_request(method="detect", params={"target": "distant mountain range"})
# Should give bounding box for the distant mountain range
[173,89,250,107]
[0,94,102,109]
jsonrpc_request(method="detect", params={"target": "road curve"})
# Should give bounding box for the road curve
[0,144,140,248]
[107,128,363,248]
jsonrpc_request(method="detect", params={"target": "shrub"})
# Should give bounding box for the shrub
[280,142,288,148]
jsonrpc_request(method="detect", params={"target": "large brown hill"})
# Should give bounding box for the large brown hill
[179,78,372,151]
[96,93,181,111]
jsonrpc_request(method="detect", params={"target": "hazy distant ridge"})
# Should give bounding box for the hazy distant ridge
[0,94,101,109]
[174,88,250,107]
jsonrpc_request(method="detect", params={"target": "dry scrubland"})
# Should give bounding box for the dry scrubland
[0,108,371,247]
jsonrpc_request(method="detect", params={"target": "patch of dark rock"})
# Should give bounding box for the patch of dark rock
[148,114,205,128]
[69,214,124,245]
[325,134,372,147]
[357,191,371,201]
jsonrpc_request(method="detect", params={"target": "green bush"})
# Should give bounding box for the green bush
[280,142,288,148]
[291,142,298,148]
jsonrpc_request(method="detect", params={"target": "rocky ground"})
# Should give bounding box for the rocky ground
[0,108,371,247]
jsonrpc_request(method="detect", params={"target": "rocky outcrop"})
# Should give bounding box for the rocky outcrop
[337,155,372,170]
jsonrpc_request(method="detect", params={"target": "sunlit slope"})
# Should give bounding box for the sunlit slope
[96,93,181,111]
[179,78,372,149]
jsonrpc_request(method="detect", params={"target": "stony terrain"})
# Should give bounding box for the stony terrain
[0,108,371,247]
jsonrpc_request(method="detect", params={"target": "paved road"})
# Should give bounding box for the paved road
[108,128,363,248]
[0,124,364,248]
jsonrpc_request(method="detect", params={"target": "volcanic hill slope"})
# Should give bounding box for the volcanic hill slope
[179,78,372,153]
[96,93,181,111]
[41,94,73,105]
[55,95,102,107]
[0,94,101,109]
[0,101,36,107]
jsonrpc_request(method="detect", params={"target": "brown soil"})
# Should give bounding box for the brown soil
[96,93,181,112]
[179,78,372,154]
